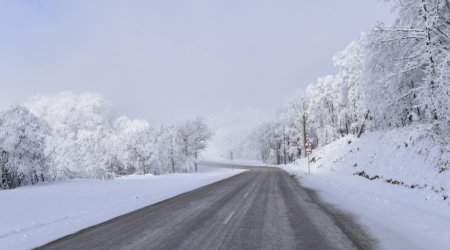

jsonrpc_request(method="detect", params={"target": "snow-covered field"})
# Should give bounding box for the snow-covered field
[281,125,450,250]
[0,165,244,250]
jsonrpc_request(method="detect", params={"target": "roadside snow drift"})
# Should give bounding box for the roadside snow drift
[282,125,450,250]
[0,165,244,250]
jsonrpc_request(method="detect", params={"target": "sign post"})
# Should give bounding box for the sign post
[304,139,313,174]
[307,154,310,174]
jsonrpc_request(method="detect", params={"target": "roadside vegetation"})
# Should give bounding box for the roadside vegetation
[245,1,450,173]
[0,92,212,189]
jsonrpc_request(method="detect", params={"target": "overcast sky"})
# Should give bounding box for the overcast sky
[0,0,394,123]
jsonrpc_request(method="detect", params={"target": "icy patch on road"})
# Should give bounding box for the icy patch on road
[0,165,244,250]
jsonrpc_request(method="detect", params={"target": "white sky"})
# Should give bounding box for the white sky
[0,0,395,124]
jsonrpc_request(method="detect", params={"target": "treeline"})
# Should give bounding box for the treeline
[0,92,211,189]
[252,0,450,164]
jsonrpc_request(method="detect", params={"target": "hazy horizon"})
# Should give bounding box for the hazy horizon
[0,0,394,124]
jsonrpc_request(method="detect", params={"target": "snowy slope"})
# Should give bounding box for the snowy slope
[0,165,244,250]
[282,125,450,250]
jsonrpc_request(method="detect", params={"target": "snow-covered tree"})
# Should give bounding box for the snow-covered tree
[333,37,368,137]
[281,91,308,160]
[0,106,50,189]
[237,0,450,166]
[252,122,284,164]
[0,92,215,181]
[154,124,184,173]
[178,118,212,172]
[25,92,115,179]
[365,0,450,132]
[113,117,156,175]
[306,75,341,145]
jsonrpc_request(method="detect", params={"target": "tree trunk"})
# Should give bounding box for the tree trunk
[194,151,198,172]
[357,111,370,138]
[421,0,439,122]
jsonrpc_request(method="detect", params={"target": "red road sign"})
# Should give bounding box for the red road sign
[304,139,312,148]
[305,139,312,155]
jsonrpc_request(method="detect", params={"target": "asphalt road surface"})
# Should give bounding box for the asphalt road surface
[38,164,377,250]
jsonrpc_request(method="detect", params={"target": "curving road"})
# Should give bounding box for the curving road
[37,165,377,250]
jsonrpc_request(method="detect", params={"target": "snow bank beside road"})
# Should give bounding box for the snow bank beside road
[0,165,244,250]
[282,125,450,249]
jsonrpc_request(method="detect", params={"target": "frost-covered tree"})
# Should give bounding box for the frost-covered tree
[113,117,156,175]
[366,0,450,132]
[25,92,115,179]
[306,75,345,145]
[252,36,371,163]
[281,91,308,160]
[333,37,368,137]
[154,125,184,173]
[250,0,450,165]
[7,92,214,178]
[252,122,284,164]
[0,106,50,189]
[178,118,212,172]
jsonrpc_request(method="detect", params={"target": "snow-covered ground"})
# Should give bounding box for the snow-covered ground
[0,165,244,250]
[281,125,450,250]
